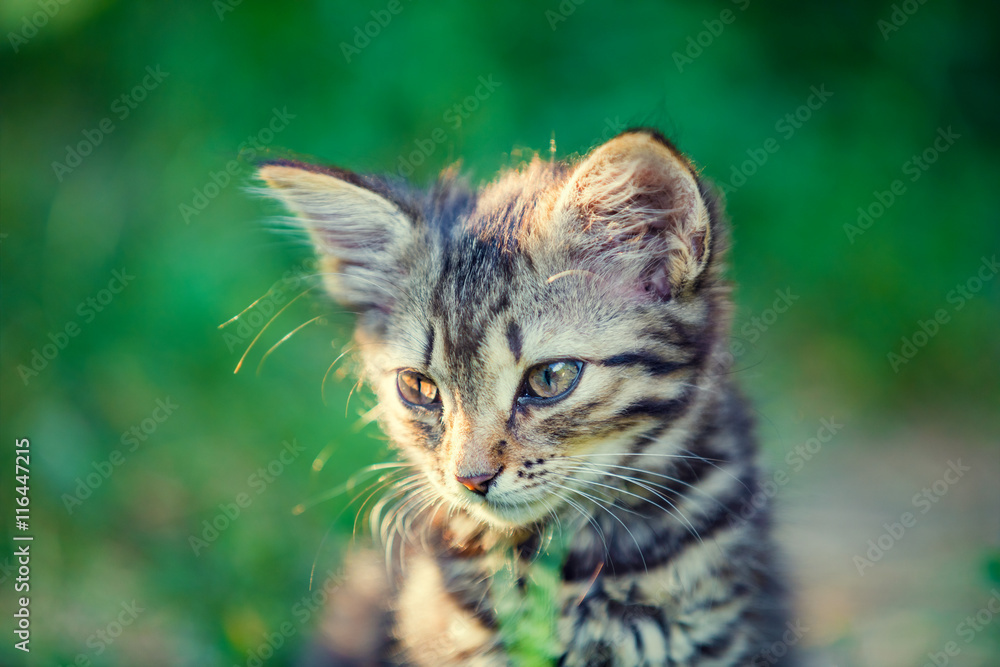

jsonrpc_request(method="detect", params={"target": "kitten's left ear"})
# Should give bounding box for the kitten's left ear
[550,130,712,298]
[257,161,417,310]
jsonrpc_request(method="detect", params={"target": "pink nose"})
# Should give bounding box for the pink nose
[456,471,498,495]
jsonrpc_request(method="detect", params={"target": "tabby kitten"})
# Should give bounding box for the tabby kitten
[258,129,793,666]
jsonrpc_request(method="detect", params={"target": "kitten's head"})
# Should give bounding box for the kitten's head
[259,130,729,531]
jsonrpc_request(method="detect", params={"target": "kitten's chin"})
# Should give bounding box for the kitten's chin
[463,497,550,530]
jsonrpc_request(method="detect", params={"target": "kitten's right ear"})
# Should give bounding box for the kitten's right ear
[257,161,416,309]
[547,130,712,299]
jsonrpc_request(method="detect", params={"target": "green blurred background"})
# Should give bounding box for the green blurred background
[2,1,998,665]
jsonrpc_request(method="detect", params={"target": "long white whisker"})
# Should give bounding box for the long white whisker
[296,464,410,517]
[565,460,731,511]
[566,466,704,545]
[566,448,751,494]
[355,475,423,540]
[552,483,647,574]
[675,447,752,493]
[565,452,729,463]
[549,490,609,560]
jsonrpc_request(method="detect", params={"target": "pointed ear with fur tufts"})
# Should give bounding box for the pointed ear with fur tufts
[257,161,417,310]
[549,130,713,300]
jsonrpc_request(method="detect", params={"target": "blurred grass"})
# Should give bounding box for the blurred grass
[1,1,998,665]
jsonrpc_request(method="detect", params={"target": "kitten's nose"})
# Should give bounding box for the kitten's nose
[456,470,498,495]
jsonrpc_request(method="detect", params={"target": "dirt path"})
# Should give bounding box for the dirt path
[775,427,1000,665]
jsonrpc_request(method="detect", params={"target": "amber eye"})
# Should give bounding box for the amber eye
[522,360,583,402]
[396,370,441,408]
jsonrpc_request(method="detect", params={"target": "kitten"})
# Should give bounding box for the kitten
[258,129,794,666]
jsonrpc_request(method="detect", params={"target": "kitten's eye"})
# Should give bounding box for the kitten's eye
[523,360,583,401]
[397,370,441,408]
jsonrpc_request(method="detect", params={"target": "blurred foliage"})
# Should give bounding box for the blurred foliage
[1,0,998,665]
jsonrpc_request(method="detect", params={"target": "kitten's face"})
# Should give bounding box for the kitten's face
[260,131,724,530]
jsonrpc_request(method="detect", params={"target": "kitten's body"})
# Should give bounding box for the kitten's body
[261,130,793,666]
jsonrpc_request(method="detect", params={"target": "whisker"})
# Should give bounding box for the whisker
[297,467,406,518]
[611,437,752,494]
[256,315,324,375]
[309,441,340,475]
[234,286,317,374]
[546,269,599,285]
[351,474,421,539]
[321,345,356,405]
[675,447,752,494]
[564,460,731,511]
[538,496,563,536]
[345,377,364,417]
[308,521,337,592]
[566,466,704,545]
[383,484,433,576]
[367,477,425,541]
[564,452,729,463]
[560,478,648,519]
[549,490,609,560]
[403,491,438,540]
[553,483,647,574]
[219,291,274,329]
[218,273,319,329]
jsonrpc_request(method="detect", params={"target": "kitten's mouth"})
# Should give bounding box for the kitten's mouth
[439,475,560,528]
[465,495,551,528]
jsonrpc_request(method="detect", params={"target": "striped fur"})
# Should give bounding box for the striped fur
[260,130,794,666]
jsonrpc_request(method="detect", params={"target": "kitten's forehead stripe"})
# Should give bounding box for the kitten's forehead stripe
[429,231,525,398]
[489,291,512,317]
[423,326,435,369]
[505,321,523,363]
